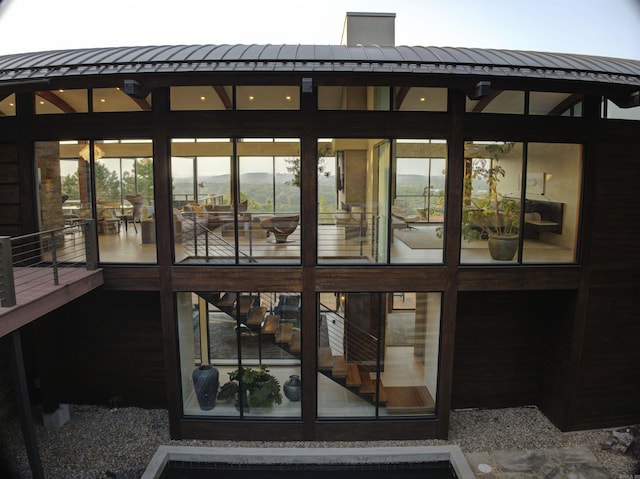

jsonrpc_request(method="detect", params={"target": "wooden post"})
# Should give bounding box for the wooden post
[9,331,45,479]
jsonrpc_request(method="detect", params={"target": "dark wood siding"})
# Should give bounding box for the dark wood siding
[568,138,640,430]
[0,144,22,237]
[452,290,577,410]
[28,290,167,409]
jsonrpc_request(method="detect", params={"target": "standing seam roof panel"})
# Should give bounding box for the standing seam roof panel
[1,44,639,86]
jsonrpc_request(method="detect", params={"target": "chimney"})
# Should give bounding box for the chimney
[341,12,396,46]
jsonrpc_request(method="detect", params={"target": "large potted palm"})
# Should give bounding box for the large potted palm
[462,142,520,261]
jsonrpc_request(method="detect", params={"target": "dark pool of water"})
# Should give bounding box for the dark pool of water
[159,461,458,479]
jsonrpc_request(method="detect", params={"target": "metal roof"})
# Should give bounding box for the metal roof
[0,44,639,87]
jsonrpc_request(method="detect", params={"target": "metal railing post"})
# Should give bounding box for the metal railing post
[0,236,16,307]
[84,219,99,270]
[49,231,59,285]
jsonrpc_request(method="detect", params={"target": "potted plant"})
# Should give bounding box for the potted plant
[461,142,520,260]
[217,365,282,411]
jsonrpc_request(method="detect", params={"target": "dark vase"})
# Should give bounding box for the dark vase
[283,374,302,401]
[192,365,219,410]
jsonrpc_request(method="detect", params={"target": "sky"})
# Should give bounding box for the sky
[0,0,639,60]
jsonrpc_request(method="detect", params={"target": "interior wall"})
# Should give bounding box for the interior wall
[527,143,582,249]
[416,292,441,396]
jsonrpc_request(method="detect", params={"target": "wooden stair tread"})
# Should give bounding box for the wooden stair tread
[290,327,301,353]
[385,386,435,414]
[218,292,235,307]
[318,347,332,369]
[332,355,346,377]
[261,314,280,335]
[275,322,293,344]
[345,364,362,387]
[358,367,387,403]
[246,306,267,326]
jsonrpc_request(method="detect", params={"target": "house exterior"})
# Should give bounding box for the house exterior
[0,12,639,445]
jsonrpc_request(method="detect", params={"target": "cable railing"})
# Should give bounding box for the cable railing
[0,220,98,308]
[180,215,256,264]
[319,302,379,367]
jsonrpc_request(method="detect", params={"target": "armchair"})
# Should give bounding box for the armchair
[259,215,300,243]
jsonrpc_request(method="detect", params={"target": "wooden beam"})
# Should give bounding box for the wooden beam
[472,89,502,112]
[548,93,583,116]
[394,86,410,110]
[35,90,76,113]
[214,85,233,110]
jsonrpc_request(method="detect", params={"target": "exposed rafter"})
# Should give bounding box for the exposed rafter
[394,86,410,110]
[548,94,583,116]
[214,85,232,110]
[35,91,75,113]
[472,89,502,113]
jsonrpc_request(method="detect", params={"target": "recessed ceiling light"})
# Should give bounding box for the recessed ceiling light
[39,100,44,105]
[420,97,426,102]
[200,96,206,101]
[248,95,255,101]
[100,98,106,103]
[285,95,292,101]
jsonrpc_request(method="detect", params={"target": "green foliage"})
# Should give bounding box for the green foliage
[285,145,332,188]
[463,142,519,239]
[217,365,282,409]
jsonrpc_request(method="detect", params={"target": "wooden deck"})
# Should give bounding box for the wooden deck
[0,267,104,337]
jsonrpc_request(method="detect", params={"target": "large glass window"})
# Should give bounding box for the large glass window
[461,141,581,264]
[171,138,301,264]
[317,292,440,418]
[92,139,155,263]
[35,139,155,264]
[178,291,301,418]
[522,143,582,263]
[461,141,523,264]
[318,139,446,265]
[391,140,446,264]
[318,138,389,264]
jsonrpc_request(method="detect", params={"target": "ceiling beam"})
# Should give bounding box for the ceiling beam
[35,91,75,113]
[214,86,232,110]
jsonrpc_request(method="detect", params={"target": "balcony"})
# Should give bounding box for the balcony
[0,221,103,337]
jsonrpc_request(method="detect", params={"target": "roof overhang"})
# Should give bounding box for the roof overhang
[0,44,639,90]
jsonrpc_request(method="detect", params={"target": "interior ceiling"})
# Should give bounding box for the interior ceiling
[32,86,577,115]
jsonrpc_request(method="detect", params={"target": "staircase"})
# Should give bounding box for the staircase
[195,293,434,414]
[319,307,435,414]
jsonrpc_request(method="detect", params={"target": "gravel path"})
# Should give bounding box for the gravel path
[0,405,637,478]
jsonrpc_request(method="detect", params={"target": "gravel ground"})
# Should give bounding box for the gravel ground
[0,405,637,478]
